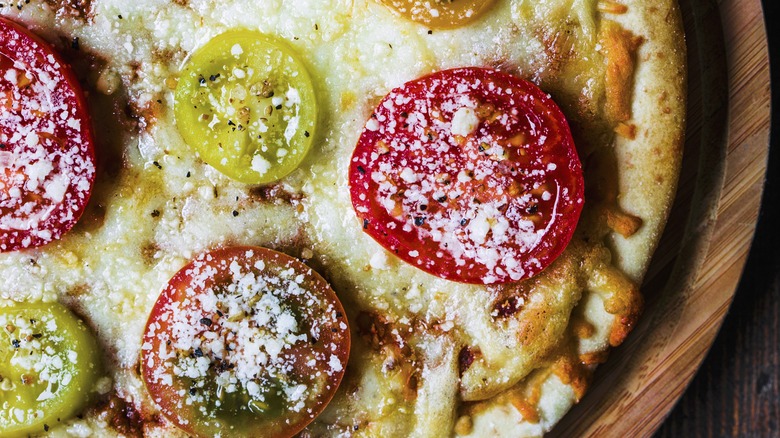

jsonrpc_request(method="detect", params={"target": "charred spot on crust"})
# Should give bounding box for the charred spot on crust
[44,0,94,21]
[356,311,392,350]
[66,284,91,298]
[140,242,160,266]
[458,346,476,375]
[488,281,533,319]
[93,394,157,436]
[493,295,524,318]
[249,183,304,205]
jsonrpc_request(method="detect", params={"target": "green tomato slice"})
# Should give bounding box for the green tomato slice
[141,246,350,438]
[0,302,102,437]
[174,31,317,184]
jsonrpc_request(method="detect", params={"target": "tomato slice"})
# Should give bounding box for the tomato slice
[379,0,497,29]
[0,302,103,437]
[349,67,584,285]
[142,246,350,438]
[174,31,317,184]
[0,17,96,252]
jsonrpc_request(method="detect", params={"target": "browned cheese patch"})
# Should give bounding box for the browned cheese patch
[600,19,643,123]
[44,0,93,20]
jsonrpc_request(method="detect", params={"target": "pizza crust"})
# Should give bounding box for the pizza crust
[607,0,686,281]
[0,0,685,436]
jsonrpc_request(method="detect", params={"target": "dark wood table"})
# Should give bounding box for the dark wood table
[655,2,779,435]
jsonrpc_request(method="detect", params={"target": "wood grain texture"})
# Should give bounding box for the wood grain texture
[549,0,771,435]
[656,0,779,435]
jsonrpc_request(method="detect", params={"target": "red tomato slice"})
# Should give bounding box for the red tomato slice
[0,17,96,252]
[349,67,584,284]
[141,246,350,438]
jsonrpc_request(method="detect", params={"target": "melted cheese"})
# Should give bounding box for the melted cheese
[0,0,672,436]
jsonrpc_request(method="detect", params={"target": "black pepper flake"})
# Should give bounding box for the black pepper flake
[209,73,220,81]
[118,14,123,19]
[419,204,428,211]
[186,171,191,178]
[310,336,318,344]
[193,348,204,358]
[275,104,282,110]
[526,204,538,214]
[460,218,468,226]
[356,165,366,174]
[336,311,343,318]
[363,219,369,229]
[198,75,206,85]
[304,131,310,137]
[314,23,319,30]
[435,195,446,202]
[71,37,80,51]
[227,120,236,126]
[478,144,486,152]
[414,216,425,226]
[156,99,162,104]
[427,30,433,35]
[354,425,360,431]
[32,333,42,339]
[44,425,49,432]
[331,328,338,333]
[0,144,6,149]
[189,387,197,395]
[232,210,239,217]
[199,318,213,327]
[11,339,20,348]
[401,112,408,118]
[153,161,162,169]
[216,310,223,317]
[151,210,160,218]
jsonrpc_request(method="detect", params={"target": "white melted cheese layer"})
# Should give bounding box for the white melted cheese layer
[0,0,621,436]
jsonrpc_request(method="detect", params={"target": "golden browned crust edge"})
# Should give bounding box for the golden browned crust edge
[607,0,687,282]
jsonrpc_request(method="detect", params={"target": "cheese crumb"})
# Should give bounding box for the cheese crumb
[251,155,272,175]
[450,107,479,137]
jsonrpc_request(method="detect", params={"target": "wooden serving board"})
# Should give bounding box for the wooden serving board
[550,0,771,435]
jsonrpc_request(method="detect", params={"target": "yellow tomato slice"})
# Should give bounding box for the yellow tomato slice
[175,31,317,184]
[0,302,103,437]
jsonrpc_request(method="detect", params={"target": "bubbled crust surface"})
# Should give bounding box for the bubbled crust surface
[0,0,685,436]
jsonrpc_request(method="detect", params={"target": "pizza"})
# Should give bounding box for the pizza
[0,0,686,436]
